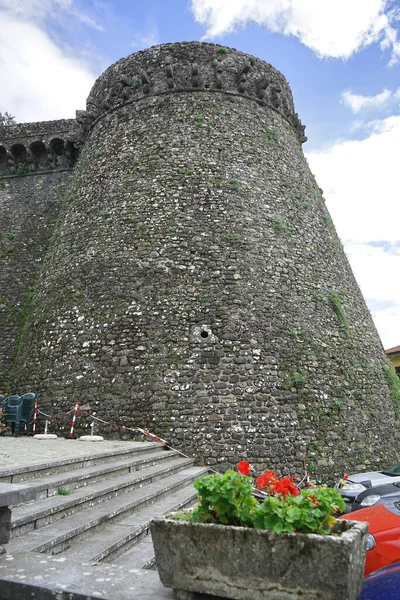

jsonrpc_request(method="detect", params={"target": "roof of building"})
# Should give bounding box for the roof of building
[385,345,400,355]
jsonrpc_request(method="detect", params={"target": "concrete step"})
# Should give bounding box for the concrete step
[114,534,156,570]
[0,441,162,483]
[7,466,206,555]
[9,448,180,502]
[62,482,198,564]
[11,456,194,537]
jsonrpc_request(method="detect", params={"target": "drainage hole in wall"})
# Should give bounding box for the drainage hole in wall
[200,331,209,338]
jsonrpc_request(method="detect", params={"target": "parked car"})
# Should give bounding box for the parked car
[351,482,400,512]
[335,463,400,506]
[340,501,400,576]
[358,562,400,599]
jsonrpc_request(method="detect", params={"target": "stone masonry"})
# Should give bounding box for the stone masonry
[1,42,399,480]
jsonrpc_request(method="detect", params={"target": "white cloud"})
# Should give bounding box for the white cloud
[191,0,400,62]
[0,11,96,122]
[307,115,400,244]
[341,88,393,113]
[130,24,160,50]
[344,242,400,349]
[307,116,400,348]
[0,0,104,30]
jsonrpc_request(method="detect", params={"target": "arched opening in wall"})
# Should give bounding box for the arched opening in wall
[29,141,47,170]
[65,140,79,166]
[10,143,27,162]
[50,138,64,155]
[49,138,66,168]
[10,144,29,174]
[0,145,10,177]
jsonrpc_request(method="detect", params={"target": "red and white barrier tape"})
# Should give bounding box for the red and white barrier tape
[30,402,311,489]
[67,402,80,438]
[32,399,38,435]
[37,407,75,419]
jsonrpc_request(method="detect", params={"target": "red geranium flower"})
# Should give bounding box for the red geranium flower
[256,470,278,489]
[308,494,319,506]
[237,461,251,475]
[273,477,299,496]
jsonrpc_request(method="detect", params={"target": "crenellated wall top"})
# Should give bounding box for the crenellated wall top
[78,42,307,143]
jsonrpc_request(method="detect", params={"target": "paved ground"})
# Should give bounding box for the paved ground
[0,435,218,600]
[0,435,146,469]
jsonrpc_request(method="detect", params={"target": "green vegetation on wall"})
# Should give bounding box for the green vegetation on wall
[383,363,400,418]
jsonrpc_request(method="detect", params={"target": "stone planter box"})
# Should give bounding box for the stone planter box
[150,517,368,600]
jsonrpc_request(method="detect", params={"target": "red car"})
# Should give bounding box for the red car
[340,501,400,576]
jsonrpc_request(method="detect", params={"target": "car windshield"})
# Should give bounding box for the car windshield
[382,464,400,476]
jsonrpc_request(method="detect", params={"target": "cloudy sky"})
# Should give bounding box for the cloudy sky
[1,0,399,349]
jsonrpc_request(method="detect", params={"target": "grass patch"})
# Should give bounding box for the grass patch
[274,218,287,231]
[16,165,30,177]
[289,373,305,388]
[328,291,348,333]
[56,488,71,496]
[265,129,278,141]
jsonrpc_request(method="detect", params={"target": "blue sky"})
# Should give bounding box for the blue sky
[1,0,400,349]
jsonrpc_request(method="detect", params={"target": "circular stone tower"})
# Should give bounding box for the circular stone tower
[13,42,399,478]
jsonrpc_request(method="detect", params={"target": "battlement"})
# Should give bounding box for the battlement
[77,41,307,143]
[0,119,80,177]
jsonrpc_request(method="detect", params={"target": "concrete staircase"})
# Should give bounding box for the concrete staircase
[0,442,209,599]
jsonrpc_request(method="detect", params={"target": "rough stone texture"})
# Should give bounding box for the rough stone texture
[0,172,74,389]
[0,483,40,545]
[0,119,80,176]
[1,42,399,480]
[0,120,81,389]
[0,508,11,545]
[151,517,368,600]
[0,551,216,600]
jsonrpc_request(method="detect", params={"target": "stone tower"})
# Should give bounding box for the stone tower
[10,42,399,478]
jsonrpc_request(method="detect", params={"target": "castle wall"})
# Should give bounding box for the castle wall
[0,120,80,389]
[7,43,399,478]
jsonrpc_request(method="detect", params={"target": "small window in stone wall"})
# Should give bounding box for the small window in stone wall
[190,325,217,344]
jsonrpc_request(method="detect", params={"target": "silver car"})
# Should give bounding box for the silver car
[335,464,400,507]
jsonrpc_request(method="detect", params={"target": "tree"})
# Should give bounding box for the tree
[0,112,16,126]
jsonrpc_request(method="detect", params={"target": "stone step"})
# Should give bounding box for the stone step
[62,483,198,564]
[11,456,194,537]
[10,448,180,503]
[7,466,206,555]
[114,533,156,570]
[0,441,162,483]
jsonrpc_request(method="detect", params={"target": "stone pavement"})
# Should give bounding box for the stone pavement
[0,435,143,469]
[0,435,220,600]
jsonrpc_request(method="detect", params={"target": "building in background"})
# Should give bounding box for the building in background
[386,346,400,377]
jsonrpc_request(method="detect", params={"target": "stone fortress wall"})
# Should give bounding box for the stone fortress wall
[1,42,398,479]
[0,120,80,386]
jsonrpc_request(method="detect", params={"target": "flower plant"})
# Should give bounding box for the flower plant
[187,461,346,535]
